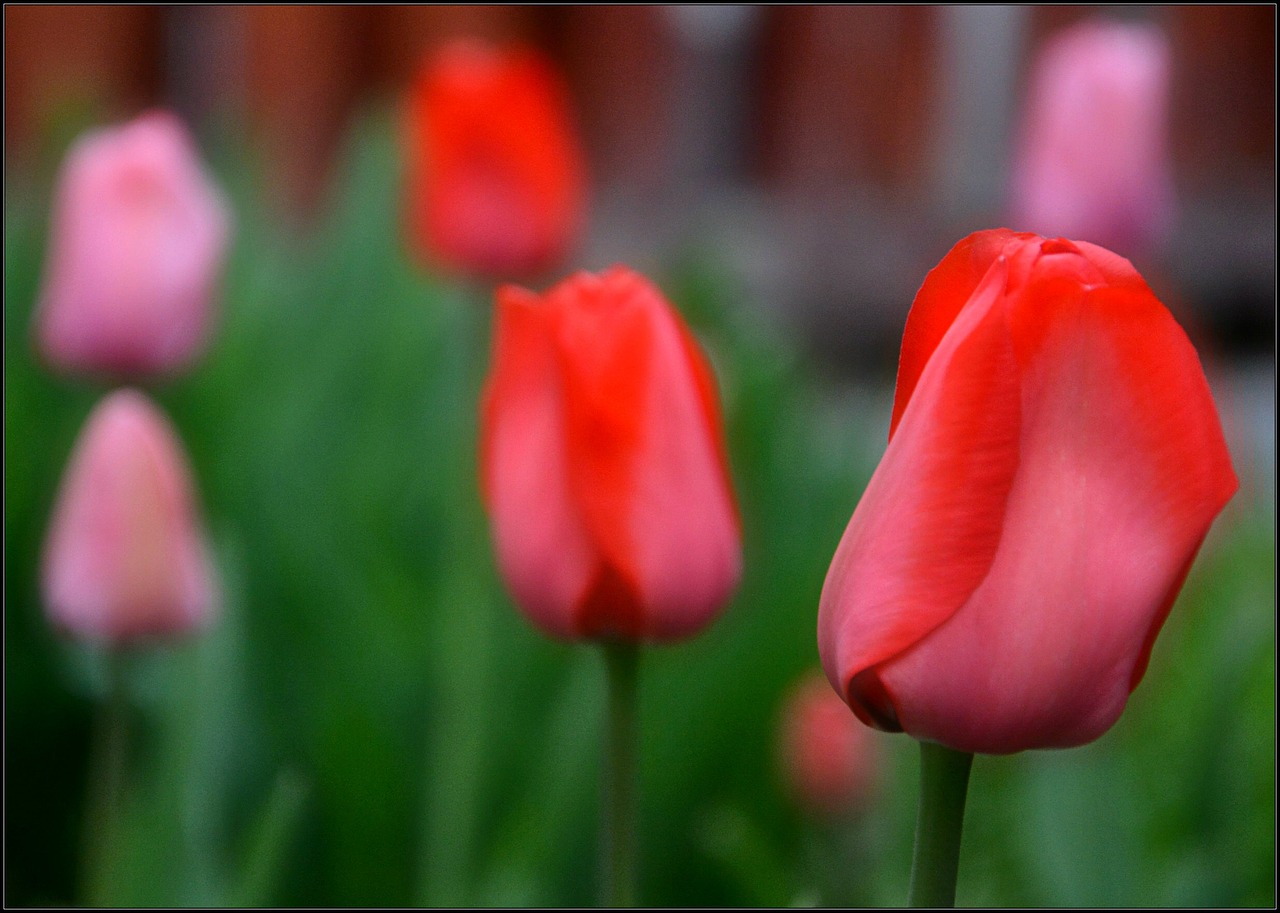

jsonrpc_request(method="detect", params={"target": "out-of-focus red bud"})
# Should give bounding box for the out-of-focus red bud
[404,40,587,280]
[780,673,879,816]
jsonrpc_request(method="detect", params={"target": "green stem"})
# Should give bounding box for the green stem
[81,649,131,906]
[907,741,974,908]
[601,641,639,907]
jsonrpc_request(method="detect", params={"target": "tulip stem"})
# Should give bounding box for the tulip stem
[81,649,132,906]
[908,741,973,908]
[601,640,639,907]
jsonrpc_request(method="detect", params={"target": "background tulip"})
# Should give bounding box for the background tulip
[481,265,741,642]
[42,389,216,642]
[1009,21,1174,257]
[819,229,1238,755]
[780,673,879,816]
[35,110,231,379]
[404,40,587,279]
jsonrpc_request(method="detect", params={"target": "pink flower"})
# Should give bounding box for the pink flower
[818,229,1237,754]
[780,673,879,816]
[480,266,741,641]
[35,110,231,379]
[42,389,216,642]
[1009,21,1174,256]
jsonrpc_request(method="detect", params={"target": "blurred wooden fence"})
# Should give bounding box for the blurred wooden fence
[5,5,1274,359]
[6,6,1272,202]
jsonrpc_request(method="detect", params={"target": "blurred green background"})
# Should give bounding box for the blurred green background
[5,114,1275,908]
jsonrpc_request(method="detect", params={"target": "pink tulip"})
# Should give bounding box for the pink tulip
[818,229,1237,754]
[35,110,231,379]
[1009,21,1174,256]
[780,673,879,815]
[480,266,741,641]
[42,389,216,642]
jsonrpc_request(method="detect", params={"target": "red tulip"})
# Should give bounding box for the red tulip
[1009,21,1173,256]
[35,110,231,379]
[42,389,216,642]
[780,673,879,816]
[480,266,740,641]
[404,40,587,279]
[818,229,1237,754]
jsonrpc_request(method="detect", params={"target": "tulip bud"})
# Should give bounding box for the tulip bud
[818,229,1237,754]
[780,673,879,816]
[42,389,216,642]
[404,40,587,279]
[480,266,741,641]
[1009,21,1174,256]
[34,110,231,380]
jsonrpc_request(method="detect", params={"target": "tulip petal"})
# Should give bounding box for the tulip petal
[625,287,741,639]
[548,270,652,637]
[891,232,1148,443]
[673,317,741,535]
[481,285,599,638]
[819,258,1022,726]
[1072,239,1150,291]
[554,268,741,640]
[891,229,1032,438]
[878,265,1238,753]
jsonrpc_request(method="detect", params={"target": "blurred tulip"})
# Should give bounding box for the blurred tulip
[819,229,1237,754]
[480,266,740,641]
[43,389,216,642]
[1009,20,1174,256]
[780,673,878,816]
[404,40,587,279]
[35,110,231,379]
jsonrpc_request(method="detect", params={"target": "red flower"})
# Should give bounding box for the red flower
[404,40,586,279]
[780,673,880,816]
[480,266,740,641]
[818,229,1237,754]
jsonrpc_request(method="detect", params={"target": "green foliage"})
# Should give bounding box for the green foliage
[4,114,1274,907]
